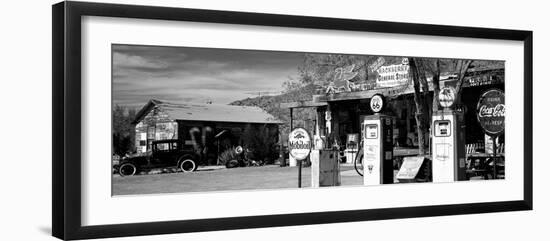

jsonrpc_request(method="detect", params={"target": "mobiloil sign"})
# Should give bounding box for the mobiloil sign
[289,128,312,188]
[289,128,312,160]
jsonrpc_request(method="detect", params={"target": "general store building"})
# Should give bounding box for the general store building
[283,60,505,163]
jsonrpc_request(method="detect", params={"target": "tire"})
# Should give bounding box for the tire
[225,159,239,168]
[179,157,197,173]
[119,163,137,176]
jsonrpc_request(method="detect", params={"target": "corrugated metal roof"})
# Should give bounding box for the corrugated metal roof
[136,99,282,124]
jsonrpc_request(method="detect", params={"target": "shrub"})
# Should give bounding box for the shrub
[217,148,237,166]
[241,125,278,164]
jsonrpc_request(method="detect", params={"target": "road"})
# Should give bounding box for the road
[112,165,364,195]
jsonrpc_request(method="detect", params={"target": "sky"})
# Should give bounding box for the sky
[112,44,304,109]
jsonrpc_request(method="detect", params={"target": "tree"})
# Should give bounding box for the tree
[241,124,278,163]
[112,105,137,156]
[407,58,429,154]
[407,57,474,154]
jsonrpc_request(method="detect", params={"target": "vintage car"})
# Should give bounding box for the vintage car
[117,139,201,176]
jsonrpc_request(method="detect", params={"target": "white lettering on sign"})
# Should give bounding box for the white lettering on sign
[369,57,386,72]
[289,128,312,161]
[376,63,410,88]
[476,89,505,135]
[478,104,505,118]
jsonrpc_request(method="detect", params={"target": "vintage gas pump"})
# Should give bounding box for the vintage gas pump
[431,87,467,182]
[344,133,359,164]
[362,94,394,185]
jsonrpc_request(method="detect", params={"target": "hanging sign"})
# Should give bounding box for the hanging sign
[438,87,457,108]
[369,57,386,72]
[289,128,312,161]
[370,94,385,113]
[476,89,505,136]
[325,110,332,121]
[376,61,410,88]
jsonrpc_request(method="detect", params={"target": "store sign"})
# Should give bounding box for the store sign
[376,63,410,88]
[289,128,312,161]
[370,94,385,113]
[324,65,360,94]
[438,87,456,108]
[477,89,505,135]
[319,59,411,95]
[465,74,502,87]
[369,57,385,72]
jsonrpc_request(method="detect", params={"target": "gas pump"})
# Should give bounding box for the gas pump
[344,133,359,164]
[431,87,467,182]
[362,94,394,185]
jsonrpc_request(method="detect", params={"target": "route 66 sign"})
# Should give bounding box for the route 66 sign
[370,94,385,113]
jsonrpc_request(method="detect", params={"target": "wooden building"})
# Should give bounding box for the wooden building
[132,99,282,164]
[282,62,505,156]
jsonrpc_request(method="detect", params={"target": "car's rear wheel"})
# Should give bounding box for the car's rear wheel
[119,163,137,176]
[179,158,197,172]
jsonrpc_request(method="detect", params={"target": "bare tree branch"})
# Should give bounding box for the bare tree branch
[408,57,427,154]
[432,59,441,111]
[454,60,474,102]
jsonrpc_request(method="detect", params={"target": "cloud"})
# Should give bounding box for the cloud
[112,44,303,107]
[113,52,168,70]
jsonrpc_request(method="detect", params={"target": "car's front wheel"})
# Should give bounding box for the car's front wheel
[119,163,137,176]
[179,157,197,173]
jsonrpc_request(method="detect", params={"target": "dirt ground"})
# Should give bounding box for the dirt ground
[112,165,364,195]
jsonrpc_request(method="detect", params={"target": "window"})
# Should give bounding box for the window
[434,120,451,137]
[365,124,378,139]
[156,143,170,151]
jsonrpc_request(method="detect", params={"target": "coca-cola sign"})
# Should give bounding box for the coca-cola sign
[476,89,505,135]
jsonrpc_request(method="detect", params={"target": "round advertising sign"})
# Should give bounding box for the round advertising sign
[438,87,456,108]
[476,89,505,136]
[288,128,312,161]
[370,94,385,113]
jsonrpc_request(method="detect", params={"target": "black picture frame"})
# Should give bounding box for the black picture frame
[52,1,533,240]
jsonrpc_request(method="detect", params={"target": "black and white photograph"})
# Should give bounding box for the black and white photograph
[111,44,505,196]
[2,0,545,240]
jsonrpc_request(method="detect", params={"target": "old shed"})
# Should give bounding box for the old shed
[132,99,282,164]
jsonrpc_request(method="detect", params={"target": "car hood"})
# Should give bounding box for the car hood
[124,152,151,159]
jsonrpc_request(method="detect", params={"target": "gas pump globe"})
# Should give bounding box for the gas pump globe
[362,94,394,185]
[431,87,467,182]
